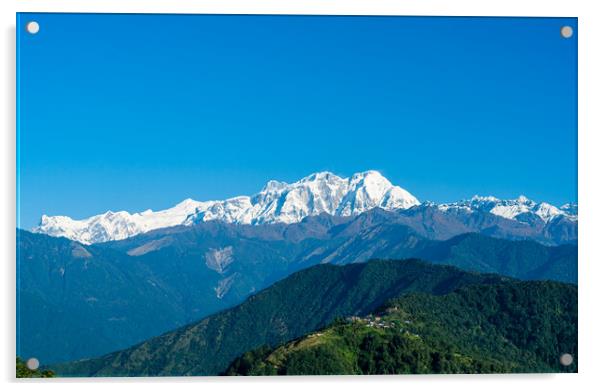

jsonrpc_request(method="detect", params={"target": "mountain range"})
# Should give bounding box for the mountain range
[18,170,578,375]
[18,208,576,365]
[52,260,576,376]
[50,260,509,376]
[32,171,577,245]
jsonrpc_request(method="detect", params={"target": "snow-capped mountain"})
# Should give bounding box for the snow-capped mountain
[437,195,578,223]
[32,171,420,244]
[34,198,208,245]
[32,170,577,244]
[560,202,578,216]
[185,171,419,226]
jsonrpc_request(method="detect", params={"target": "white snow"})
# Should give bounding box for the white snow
[188,170,420,225]
[439,194,577,223]
[31,170,577,244]
[33,198,208,245]
[32,170,420,244]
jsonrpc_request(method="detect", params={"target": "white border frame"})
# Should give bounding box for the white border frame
[2,1,601,390]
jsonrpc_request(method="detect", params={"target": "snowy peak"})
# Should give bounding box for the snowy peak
[33,198,207,245]
[439,194,577,223]
[298,171,341,184]
[338,171,418,216]
[191,170,419,225]
[32,171,420,244]
[560,203,578,215]
[516,195,531,204]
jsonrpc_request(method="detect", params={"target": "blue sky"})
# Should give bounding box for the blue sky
[17,14,577,228]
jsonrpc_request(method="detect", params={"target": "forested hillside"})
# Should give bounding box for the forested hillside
[226,280,577,375]
[52,260,507,376]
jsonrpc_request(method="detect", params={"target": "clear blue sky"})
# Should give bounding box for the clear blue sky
[17,14,577,228]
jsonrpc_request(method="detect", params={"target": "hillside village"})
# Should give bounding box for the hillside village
[346,307,421,338]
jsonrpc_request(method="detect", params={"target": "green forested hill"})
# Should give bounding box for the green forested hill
[52,259,508,377]
[226,280,577,375]
[415,233,577,283]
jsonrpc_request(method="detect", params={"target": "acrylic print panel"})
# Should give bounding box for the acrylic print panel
[16,13,577,377]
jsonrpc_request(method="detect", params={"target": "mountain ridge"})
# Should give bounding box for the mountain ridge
[224,280,577,375]
[32,170,576,244]
[50,259,512,376]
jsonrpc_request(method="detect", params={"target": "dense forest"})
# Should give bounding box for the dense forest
[225,280,577,375]
[51,259,508,376]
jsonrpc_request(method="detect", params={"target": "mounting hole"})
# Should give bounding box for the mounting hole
[560,353,574,366]
[26,357,40,370]
[26,21,40,35]
[560,26,573,39]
